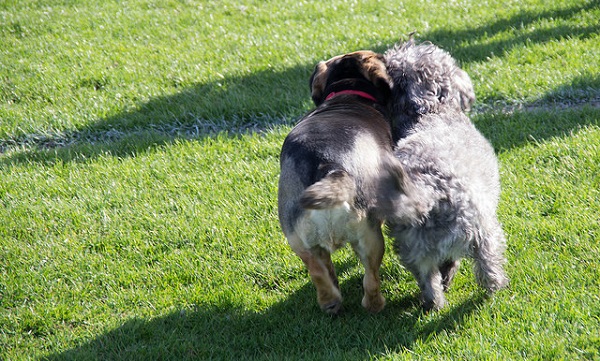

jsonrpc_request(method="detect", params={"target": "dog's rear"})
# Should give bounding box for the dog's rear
[278,51,394,314]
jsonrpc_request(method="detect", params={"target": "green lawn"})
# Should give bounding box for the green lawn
[1,0,599,360]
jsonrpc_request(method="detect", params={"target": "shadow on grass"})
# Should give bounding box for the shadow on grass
[474,73,600,152]
[2,0,599,166]
[421,0,600,63]
[42,272,487,360]
[0,63,314,165]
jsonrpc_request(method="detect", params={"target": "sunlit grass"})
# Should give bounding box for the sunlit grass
[1,0,599,359]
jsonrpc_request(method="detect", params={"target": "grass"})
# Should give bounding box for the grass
[1,0,599,359]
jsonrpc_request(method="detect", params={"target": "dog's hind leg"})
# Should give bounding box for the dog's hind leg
[351,223,386,313]
[287,235,342,314]
[305,249,344,314]
[473,225,509,293]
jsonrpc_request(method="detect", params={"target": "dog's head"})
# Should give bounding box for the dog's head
[309,51,392,107]
[384,40,475,117]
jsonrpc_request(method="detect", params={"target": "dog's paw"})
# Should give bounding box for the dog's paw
[321,299,343,315]
[486,275,509,293]
[421,293,446,312]
[362,293,386,313]
[422,299,445,312]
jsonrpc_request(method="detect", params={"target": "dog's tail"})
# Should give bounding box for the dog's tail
[300,169,356,209]
[377,156,428,224]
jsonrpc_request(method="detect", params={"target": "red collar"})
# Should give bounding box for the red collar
[325,89,378,103]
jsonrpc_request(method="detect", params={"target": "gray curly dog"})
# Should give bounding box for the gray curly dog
[379,40,509,311]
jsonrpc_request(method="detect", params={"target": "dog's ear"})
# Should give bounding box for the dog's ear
[358,52,393,101]
[453,69,476,111]
[309,61,329,106]
[419,67,475,113]
[404,66,474,115]
[407,80,441,115]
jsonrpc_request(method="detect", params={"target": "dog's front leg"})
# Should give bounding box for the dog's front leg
[352,225,386,313]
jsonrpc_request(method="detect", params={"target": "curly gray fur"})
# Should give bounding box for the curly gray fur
[384,40,475,141]
[380,40,508,311]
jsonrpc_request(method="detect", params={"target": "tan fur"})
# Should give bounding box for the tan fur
[309,60,331,103]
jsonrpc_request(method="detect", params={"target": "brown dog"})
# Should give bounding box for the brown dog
[278,51,395,314]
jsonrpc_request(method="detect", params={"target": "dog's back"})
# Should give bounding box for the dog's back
[278,99,391,252]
